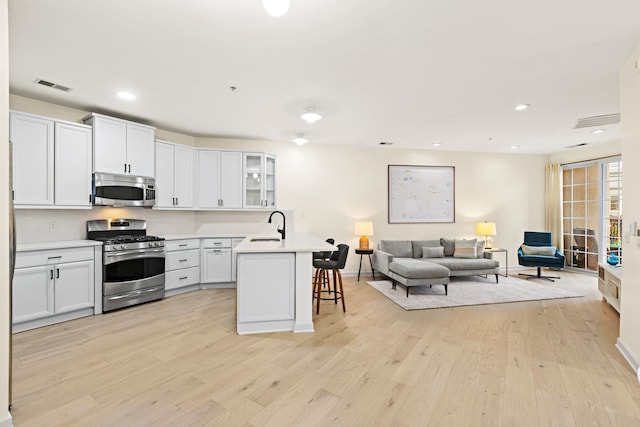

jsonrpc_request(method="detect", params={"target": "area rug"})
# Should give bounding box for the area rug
[367,276,584,310]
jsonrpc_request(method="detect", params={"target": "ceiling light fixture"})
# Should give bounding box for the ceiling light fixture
[515,104,530,111]
[292,134,308,145]
[301,107,322,123]
[591,129,605,134]
[510,145,520,150]
[432,142,441,147]
[117,91,136,100]
[262,0,289,17]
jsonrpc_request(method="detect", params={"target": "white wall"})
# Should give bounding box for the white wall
[10,95,548,274]
[619,40,640,372]
[548,140,621,165]
[1,0,13,425]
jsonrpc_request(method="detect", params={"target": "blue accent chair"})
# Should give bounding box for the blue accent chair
[518,231,566,282]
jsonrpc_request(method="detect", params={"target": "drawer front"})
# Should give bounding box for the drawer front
[202,238,231,248]
[165,239,200,251]
[16,247,94,269]
[605,279,619,299]
[166,249,200,271]
[165,267,200,290]
[598,279,606,295]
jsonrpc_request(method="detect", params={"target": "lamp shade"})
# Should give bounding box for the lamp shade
[354,221,374,236]
[476,221,496,236]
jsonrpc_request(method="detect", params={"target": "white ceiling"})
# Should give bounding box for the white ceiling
[8,0,640,154]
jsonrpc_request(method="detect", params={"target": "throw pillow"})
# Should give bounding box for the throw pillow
[521,244,557,256]
[477,240,486,258]
[454,238,478,258]
[422,246,445,258]
[440,238,456,257]
[412,240,441,258]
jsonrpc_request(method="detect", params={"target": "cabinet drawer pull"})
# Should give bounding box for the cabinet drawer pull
[179,276,188,280]
[50,269,54,280]
[214,242,222,246]
[56,268,60,279]
[179,259,188,262]
[178,244,188,247]
[47,256,62,260]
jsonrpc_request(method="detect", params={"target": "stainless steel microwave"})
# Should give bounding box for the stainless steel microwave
[92,172,156,207]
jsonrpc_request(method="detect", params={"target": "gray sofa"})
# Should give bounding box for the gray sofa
[372,239,500,295]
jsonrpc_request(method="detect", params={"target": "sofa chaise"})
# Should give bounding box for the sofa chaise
[372,239,500,296]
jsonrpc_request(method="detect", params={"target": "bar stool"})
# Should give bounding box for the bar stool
[313,238,334,291]
[313,244,349,314]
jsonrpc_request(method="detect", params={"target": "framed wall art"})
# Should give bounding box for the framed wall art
[388,165,455,223]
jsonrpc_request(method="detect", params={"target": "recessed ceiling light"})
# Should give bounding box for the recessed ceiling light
[591,129,606,134]
[292,134,308,145]
[262,0,289,17]
[515,104,530,111]
[301,107,322,123]
[117,91,136,100]
[432,142,441,147]
[510,145,520,150]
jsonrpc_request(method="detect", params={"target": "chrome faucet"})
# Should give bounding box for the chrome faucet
[268,210,286,240]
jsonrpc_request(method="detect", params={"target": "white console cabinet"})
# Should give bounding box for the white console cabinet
[14,243,102,332]
[598,263,621,313]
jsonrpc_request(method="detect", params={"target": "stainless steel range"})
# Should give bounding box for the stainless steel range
[87,219,165,312]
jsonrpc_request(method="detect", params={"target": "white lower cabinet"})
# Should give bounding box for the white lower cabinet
[165,239,201,292]
[201,239,232,283]
[13,245,99,332]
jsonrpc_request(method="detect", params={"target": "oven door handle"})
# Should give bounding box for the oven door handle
[104,248,165,264]
[106,286,163,301]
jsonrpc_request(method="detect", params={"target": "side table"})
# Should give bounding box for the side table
[486,248,508,277]
[355,248,375,282]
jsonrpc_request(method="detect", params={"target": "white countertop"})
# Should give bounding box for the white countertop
[163,233,247,240]
[17,240,103,252]
[234,232,335,253]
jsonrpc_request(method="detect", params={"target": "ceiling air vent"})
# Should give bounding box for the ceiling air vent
[573,113,619,129]
[565,142,591,149]
[35,78,72,92]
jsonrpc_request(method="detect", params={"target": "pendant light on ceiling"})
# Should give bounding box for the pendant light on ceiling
[301,107,322,123]
[262,0,290,17]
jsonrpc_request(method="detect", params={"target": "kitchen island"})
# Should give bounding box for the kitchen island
[233,232,335,334]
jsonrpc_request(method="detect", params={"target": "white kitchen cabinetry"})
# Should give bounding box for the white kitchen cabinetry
[10,111,92,208]
[13,245,99,332]
[155,140,195,208]
[201,238,232,283]
[243,152,276,209]
[84,113,155,178]
[231,237,244,282]
[197,150,243,209]
[236,252,295,329]
[165,239,200,294]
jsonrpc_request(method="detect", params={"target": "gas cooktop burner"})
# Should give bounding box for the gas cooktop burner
[99,235,164,244]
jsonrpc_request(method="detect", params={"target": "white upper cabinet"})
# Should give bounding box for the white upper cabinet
[10,111,92,208]
[54,123,92,207]
[85,113,155,178]
[243,152,276,209]
[154,140,194,209]
[197,150,243,209]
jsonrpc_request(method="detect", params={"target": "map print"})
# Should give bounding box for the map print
[388,165,455,223]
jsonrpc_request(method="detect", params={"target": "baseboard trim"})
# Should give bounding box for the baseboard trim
[616,337,640,382]
[0,410,13,427]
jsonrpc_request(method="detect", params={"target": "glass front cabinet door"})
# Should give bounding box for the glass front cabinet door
[243,153,276,209]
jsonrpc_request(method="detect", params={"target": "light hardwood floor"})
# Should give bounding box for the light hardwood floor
[10,270,640,426]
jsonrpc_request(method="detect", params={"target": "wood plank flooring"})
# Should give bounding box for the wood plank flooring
[10,270,640,426]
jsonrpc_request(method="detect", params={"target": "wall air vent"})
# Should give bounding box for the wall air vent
[35,78,72,92]
[573,113,619,129]
[564,142,591,149]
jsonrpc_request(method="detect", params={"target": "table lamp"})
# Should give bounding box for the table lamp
[355,221,374,250]
[476,221,496,249]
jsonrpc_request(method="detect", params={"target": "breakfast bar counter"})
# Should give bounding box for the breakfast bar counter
[233,232,335,334]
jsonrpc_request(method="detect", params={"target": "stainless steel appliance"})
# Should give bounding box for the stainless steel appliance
[92,172,156,207]
[87,219,165,312]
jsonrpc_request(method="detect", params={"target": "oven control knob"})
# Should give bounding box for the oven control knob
[121,244,128,250]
